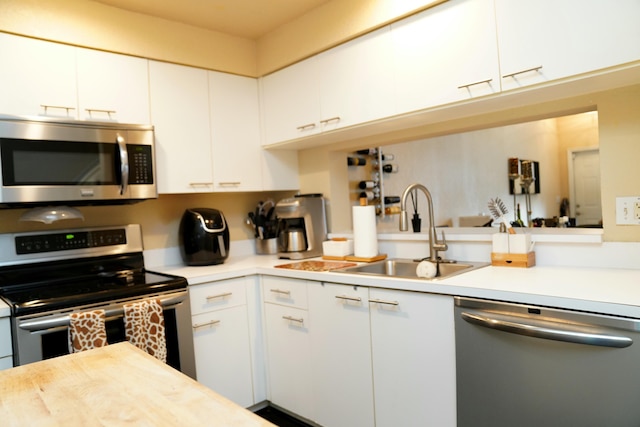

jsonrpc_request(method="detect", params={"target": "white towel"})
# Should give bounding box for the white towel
[123,299,167,363]
[68,309,108,353]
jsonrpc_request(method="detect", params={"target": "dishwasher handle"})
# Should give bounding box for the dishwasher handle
[461,311,633,348]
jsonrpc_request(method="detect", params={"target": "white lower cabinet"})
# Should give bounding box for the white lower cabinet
[370,288,457,426]
[308,283,375,427]
[190,277,255,408]
[0,317,12,370]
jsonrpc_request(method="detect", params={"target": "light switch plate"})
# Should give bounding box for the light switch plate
[615,196,640,225]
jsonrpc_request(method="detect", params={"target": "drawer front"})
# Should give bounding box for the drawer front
[262,276,308,309]
[189,277,247,315]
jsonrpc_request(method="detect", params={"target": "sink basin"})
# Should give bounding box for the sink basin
[334,258,487,280]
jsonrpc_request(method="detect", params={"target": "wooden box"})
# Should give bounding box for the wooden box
[491,251,536,268]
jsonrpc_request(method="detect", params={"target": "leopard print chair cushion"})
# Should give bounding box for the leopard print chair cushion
[68,309,108,353]
[124,299,167,363]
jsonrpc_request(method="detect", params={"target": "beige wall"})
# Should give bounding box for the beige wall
[0,0,441,76]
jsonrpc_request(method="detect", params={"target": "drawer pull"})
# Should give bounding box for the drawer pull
[193,319,221,330]
[218,182,241,186]
[85,108,116,119]
[335,295,362,303]
[41,104,76,115]
[369,298,399,306]
[270,288,291,295]
[296,123,316,131]
[282,315,304,324]
[457,78,493,89]
[502,65,543,79]
[189,182,213,187]
[320,116,341,125]
[206,292,232,301]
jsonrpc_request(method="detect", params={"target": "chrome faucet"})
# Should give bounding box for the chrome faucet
[400,183,448,262]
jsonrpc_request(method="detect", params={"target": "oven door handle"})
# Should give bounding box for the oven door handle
[18,292,187,333]
[461,311,633,348]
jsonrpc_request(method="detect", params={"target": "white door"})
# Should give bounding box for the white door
[570,149,602,226]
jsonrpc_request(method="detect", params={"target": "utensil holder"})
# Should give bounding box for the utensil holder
[255,238,278,255]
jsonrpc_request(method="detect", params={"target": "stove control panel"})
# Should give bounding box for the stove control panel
[15,228,127,255]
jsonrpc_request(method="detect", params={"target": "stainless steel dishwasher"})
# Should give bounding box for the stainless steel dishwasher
[455,297,640,427]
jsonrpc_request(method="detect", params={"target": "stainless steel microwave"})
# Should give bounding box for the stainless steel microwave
[0,115,157,207]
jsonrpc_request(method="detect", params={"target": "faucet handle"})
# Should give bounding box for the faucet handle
[433,230,448,252]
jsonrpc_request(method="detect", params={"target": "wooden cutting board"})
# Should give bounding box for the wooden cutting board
[0,342,274,427]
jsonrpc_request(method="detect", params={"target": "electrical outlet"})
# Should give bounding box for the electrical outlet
[616,197,640,225]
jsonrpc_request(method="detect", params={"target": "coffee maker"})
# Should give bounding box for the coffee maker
[275,194,328,259]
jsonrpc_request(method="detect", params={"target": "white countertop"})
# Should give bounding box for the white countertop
[158,252,640,319]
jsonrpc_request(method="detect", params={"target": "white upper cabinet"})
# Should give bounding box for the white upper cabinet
[209,71,263,192]
[495,0,640,91]
[0,33,78,118]
[391,0,500,114]
[316,26,396,133]
[261,25,396,146]
[261,57,321,145]
[149,61,213,194]
[76,48,150,123]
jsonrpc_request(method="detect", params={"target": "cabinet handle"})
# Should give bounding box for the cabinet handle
[282,315,304,324]
[85,108,116,119]
[319,116,341,125]
[296,123,316,131]
[193,319,221,330]
[40,104,75,115]
[369,298,399,306]
[335,295,362,303]
[270,288,291,295]
[502,65,543,79]
[218,182,241,186]
[189,182,213,187]
[457,78,493,89]
[206,292,232,301]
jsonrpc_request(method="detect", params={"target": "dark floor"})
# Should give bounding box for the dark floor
[254,406,313,427]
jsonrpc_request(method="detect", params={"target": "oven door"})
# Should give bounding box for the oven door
[11,291,196,379]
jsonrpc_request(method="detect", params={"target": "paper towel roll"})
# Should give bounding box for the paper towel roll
[352,205,378,258]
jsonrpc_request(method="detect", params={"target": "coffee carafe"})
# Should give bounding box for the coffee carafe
[275,194,327,259]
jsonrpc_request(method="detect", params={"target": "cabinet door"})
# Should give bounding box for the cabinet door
[209,72,262,191]
[317,26,396,132]
[149,61,213,194]
[0,33,77,118]
[392,0,500,114]
[496,0,640,91]
[261,57,320,146]
[77,49,150,123]
[0,317,12,360]
[308,283,375,427]
[263,303,313,421]
[370,289,456,427]
[192,306,254,408]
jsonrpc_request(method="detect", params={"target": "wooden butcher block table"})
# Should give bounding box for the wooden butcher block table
[0,342,273,427]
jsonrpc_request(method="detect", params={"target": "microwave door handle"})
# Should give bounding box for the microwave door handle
[116,134,129,195]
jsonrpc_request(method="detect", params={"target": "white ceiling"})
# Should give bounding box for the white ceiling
[91,0,331,40]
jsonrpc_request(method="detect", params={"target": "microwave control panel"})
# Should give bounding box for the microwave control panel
[128,145,154,184]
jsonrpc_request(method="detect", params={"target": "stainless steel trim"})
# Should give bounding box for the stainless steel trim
[458,78,493,89]
[335,295,362,303]
[116,134,129,195]
[369,298,399,306]
[460,311,633,348]
[502,65,543,79]
[193,319,221,330]
[282,315,304,324]
[18,291,187,333]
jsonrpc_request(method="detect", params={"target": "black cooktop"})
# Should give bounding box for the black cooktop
[0,252,187,316]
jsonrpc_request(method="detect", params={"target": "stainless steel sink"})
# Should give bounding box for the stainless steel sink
[334,258,487,280]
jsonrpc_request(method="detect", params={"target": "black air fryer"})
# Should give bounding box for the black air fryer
[179,208,230,266]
